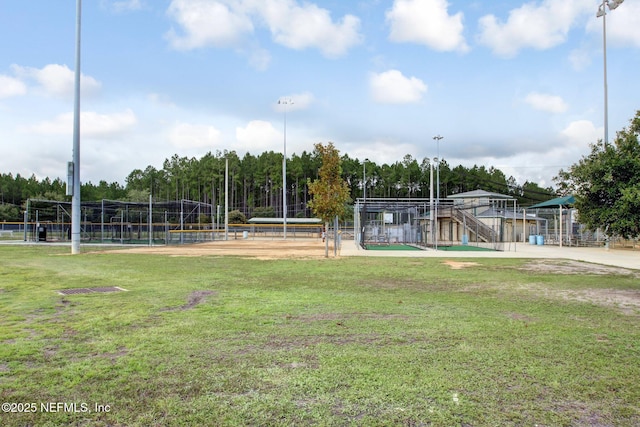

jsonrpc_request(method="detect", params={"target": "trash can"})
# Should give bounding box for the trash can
[38,226,47,242]
[243,230,248,239]
[529,235,536,245]
[536,235,544,245]
[461,234,469,245]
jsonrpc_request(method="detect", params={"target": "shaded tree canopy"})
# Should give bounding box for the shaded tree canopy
[555,111,640,239]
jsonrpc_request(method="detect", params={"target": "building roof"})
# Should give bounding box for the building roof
[528,195,575,209]
[447,189,513,200]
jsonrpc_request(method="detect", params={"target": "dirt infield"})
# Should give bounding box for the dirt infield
[103,238,333,259]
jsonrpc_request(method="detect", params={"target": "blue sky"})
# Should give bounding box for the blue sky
[1,0,639,188]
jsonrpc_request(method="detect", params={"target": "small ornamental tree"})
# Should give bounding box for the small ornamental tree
[307,142,351,257]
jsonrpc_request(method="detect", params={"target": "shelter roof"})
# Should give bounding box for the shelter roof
[528,195,575,209]
[447,189,513,200]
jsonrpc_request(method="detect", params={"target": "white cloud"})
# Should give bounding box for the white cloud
[166,0,254,50]
[102,0,143,13]
[525,92,568,113]
[568,47,592,71]
[82,110,137,138]
[370,70,427,104]
[27,109,137,139]
[249,0,362,58]
[148,93,176,107]
[247,47,271,71]
[12,64,101,98]
[168,121,223,149]
[0,75,27,98]
[386,0,469,53]
[236,120,280,152]
[477,0,589,57]
[346,140,417,167]
[165,0,362,58]
[561,119,601,147]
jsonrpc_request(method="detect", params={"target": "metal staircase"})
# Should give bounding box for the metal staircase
[447,207,496,243]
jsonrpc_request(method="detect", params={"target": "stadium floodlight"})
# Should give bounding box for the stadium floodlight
[597,0,624,145]
[608,0,624,10]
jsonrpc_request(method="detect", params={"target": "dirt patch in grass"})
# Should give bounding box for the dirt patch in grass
[264,334,394,350]
[506,312,536,323]
[162,290,217,312]
[285,313,410,322]
[443,260,480,270]
[185,290,217,309]
[516,260,640,315]
[521,259,638,277]
[94,347,128,362]
[555,289,640,315]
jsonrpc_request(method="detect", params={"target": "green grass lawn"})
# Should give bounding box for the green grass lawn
[1,246,639,426]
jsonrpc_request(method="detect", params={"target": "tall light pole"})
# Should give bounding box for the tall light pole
[71,0,82,254]
[597,0,624,146]
[361,158,369,247]
[363,158,369,203]
[278,98,293,239]
[428,158,434,248]
[433,135,444,250]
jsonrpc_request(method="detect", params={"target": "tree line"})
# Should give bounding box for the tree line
[0,149,554,221]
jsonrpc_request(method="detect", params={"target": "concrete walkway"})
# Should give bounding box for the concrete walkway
[341,242,640,270]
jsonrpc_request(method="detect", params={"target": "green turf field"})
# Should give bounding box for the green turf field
[1,245,639,426]
[365,244,423,251]
[435,245,495,252]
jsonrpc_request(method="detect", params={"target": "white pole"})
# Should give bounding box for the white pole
[211,187,217,241]
[559,205,563,248]
[148,194,152,246]
[429,161,434,247]
[101,199,104,243]
[433,135,444,250]
[513,199,517,252]
[225,157,229,241]
[602,0,609,145]
[598,0,625,145]
[522,209,529,243]
[71,0,82,254]
[283,105,287,240]
[23,208,28,242]
[279,99,292,239]
[363,160,367,203]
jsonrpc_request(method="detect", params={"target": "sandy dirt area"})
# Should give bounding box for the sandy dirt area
[102,238,333,259]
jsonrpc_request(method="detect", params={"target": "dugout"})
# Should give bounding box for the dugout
[355,198,433,248]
